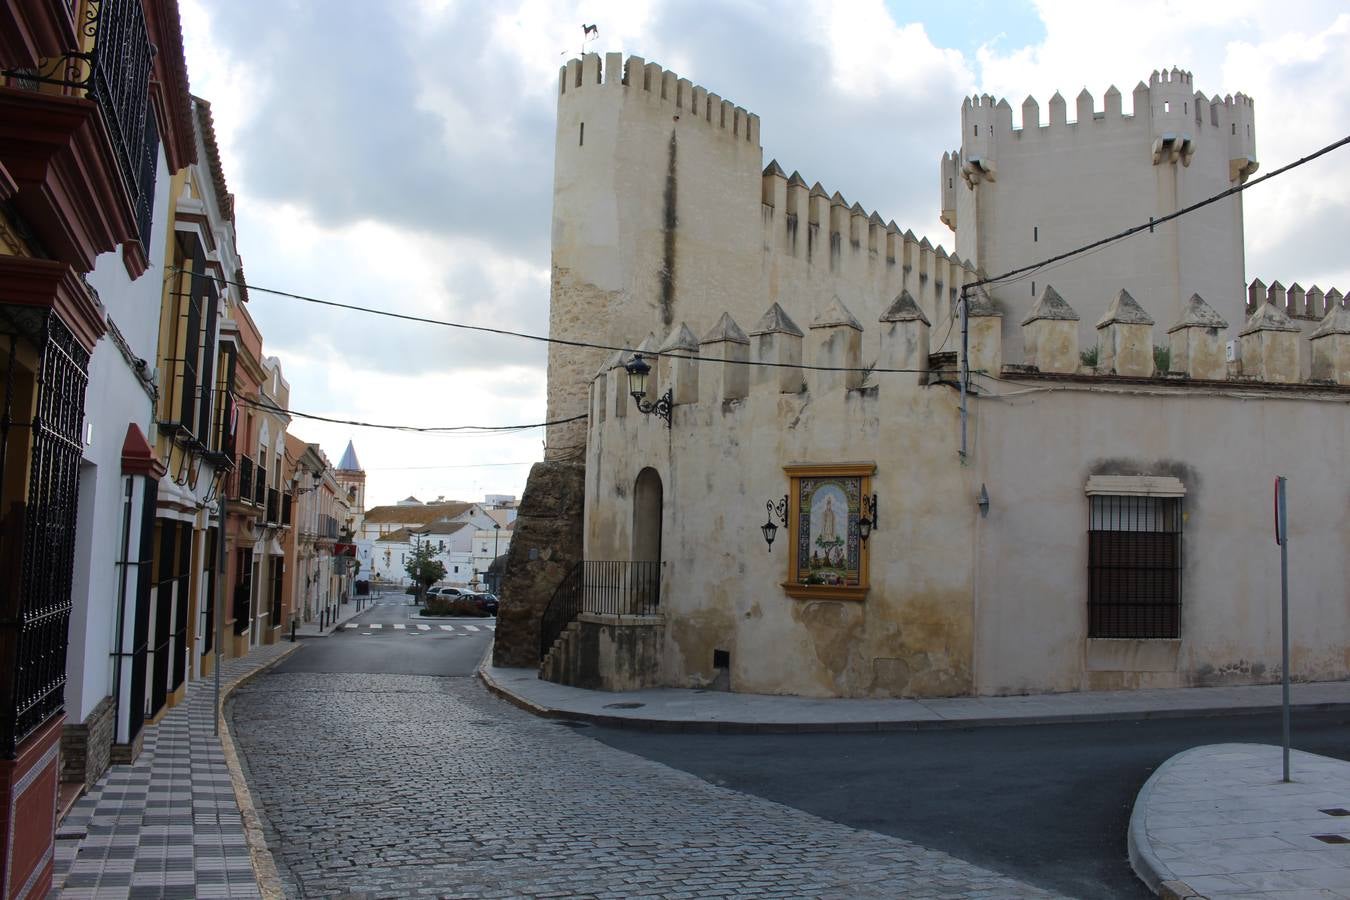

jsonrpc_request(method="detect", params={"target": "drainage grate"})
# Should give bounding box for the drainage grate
[603,702,645,709]
[1312,834,1350,844]
[1319,808,1350,817]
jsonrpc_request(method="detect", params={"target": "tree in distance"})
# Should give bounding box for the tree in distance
[404,540,446,604]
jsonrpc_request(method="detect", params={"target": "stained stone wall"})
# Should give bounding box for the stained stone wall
[492,460,586,668]
[61,694,116,788]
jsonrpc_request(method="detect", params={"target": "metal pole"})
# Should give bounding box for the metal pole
[959,284,969,461]
[214,497,226,737]
[1277,475,1291,782]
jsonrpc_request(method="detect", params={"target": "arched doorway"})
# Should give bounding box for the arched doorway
[632,468,662,563]
[632,468,663,611]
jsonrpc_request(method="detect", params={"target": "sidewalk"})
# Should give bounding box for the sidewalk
[291,591,392,638]
[1130,744,1350,898]
[481,663,1350,732]
[53,642,299,899]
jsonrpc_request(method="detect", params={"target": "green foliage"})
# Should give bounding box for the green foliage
[422,596,489,617]
[1080,345,1099,367]
[1153,345,1171,373]
[404,541,446,598]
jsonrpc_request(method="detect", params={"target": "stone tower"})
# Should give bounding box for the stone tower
[545,51,762,457]
[940,68,1257,363]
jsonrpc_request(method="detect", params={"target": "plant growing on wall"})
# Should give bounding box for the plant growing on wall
[1080,346,1099,367]
[404,541,446,603]
[1153,345,1171,373]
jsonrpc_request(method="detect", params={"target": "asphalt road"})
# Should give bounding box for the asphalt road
[589,708,1350,899]
[273,592,494,676]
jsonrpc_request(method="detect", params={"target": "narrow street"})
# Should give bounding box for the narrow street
[228,610,1056,898]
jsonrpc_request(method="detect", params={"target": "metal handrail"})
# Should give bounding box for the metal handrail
[537,560,663,662]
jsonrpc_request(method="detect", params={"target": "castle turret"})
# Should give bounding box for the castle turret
[941,66,1255,365]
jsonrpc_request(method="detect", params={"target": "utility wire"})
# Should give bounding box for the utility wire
[972,133,1350,290]
[235,395,584,434]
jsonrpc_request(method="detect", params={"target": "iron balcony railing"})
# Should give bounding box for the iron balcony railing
[266,488,279,524]
[236,456,254,503]
[320,515,338,540]
[87,0,156,245]
[282,493,292,526]
[253,466,265,507]
[538,560,663,662]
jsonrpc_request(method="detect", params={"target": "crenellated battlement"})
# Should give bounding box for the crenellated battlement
[1246,278,1347,320]
[558,52,760,146]
[588,283,1350,435]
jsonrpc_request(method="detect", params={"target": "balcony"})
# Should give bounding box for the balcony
[266,487,279,525]
[0,0,156,275]
[253,467,265,507]
[282,493,292,527]
[236,456,254,503]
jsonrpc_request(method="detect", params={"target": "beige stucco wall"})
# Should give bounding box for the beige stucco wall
[971,381,1350,695]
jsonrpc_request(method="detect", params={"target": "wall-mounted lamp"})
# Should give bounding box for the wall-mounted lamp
[761,494,788,550]
[857,493,879,543]
[977,483,990,518]
[624,353,673,427]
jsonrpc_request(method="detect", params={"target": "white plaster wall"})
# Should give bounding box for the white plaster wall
[66,143,173,724]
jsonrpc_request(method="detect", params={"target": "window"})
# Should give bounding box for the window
[1086,481,1183,639]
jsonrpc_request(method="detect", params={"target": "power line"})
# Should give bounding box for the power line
[972,133,1350,290]
[235,395,584,434]
[177,268,927,377]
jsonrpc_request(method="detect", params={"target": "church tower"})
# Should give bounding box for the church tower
[335,439,366,520]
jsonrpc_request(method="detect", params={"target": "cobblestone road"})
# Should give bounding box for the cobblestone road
[230,673,1056,898]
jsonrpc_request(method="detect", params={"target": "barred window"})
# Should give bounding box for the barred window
[1087,494,1182,639]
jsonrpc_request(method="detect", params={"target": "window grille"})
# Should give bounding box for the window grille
[1087,495,1182,638]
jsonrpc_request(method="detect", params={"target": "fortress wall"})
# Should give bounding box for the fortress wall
[583,295,1350,698]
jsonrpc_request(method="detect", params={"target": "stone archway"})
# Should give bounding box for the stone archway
[632,467,663,564]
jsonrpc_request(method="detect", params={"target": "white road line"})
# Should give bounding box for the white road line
[360,633,372,636]
[416,624,430,631]
[393,623,406,630]
[462,625,480,632]
[439,625,454,631]
[370,623,383,629]
[487,624,496,631]
[344,623,358,629]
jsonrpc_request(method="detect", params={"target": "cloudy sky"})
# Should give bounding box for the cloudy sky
[178,0,1350,508]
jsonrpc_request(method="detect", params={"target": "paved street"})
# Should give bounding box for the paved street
[230,621,1056,898]
[592,709,1350,899]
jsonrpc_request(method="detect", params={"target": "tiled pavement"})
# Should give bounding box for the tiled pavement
[53,643,295,900]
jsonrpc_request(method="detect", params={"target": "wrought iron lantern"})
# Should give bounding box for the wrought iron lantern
[762,494,788,551]
[624,353,673,427]
[857,493,879,543]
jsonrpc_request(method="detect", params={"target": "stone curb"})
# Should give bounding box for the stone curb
[477,662,1350,734]
[217,644,303,900]
[1127,744,1210,899]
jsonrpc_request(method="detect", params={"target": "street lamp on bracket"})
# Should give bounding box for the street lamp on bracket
[624,353,673,427]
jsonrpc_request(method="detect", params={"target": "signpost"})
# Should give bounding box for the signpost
[1275,476,1291,783]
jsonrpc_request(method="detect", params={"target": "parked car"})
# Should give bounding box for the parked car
[429,586,465,598]
[468,592,498,616]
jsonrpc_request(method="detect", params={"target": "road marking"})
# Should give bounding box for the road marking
[417,624,430,631]
[462,625,480,632]
[344,623,358,629]
[393,623,405,630]
[369,623,382,629]
[360,633,372,636]
[439,625,453,631]
[487,624,496,631]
